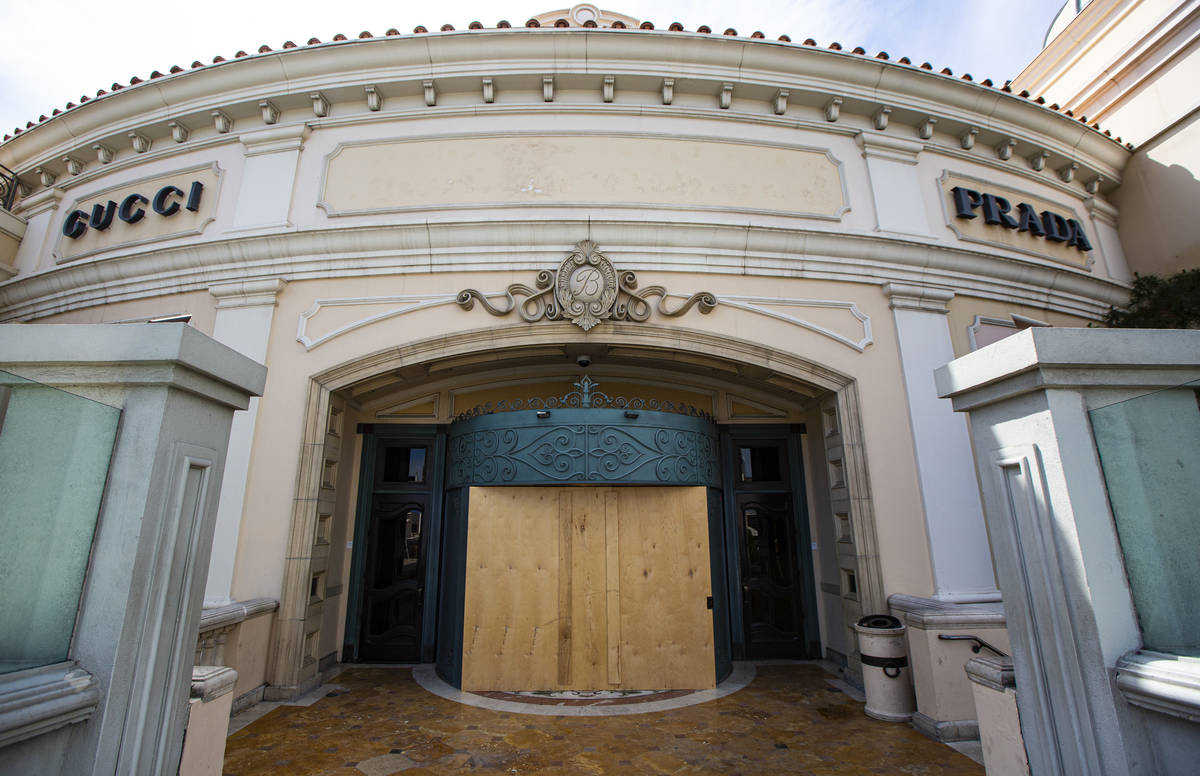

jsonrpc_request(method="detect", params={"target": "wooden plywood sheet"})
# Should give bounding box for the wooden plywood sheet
[461,486,714,691]
[617,487,715,690]
[461,487,560,690]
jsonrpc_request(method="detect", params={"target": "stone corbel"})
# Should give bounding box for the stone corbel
[35,167,56,188]
[482,78,495,103]
[211,110,233,134]
[365,85,382,111]
[959,128,978,149]
[602,76,615,103]
[1029,150,1049,171]
[873,106,891,131]
[773,89,789,115]
[918,116,936,139]
[62,156,85,176]
[824,96,843,122]
[259,100,280,125]
[1058,162,1077,183]
[661,78,674,105]
[92,143,115,164]
[168,120,190,143]
[718,83,733,109]
[423,80,437,107]
[310,92,330,118]
[129,131,152,154]
[542,76,554,102]
[995,138,1016,161]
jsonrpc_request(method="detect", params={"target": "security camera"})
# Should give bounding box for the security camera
[576,354,591,368]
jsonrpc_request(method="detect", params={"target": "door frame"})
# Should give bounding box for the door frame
[343,423,446,663]
[719,424,821,660]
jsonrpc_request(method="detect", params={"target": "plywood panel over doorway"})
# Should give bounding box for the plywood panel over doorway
[462,486,714,691]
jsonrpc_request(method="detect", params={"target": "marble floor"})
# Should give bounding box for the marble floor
[224,664,984,775]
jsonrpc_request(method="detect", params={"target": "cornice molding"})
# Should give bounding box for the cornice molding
[1116,650,1200,723]
[209,278,288,309]
[0,661,99,748]
[0,220,1129,323]
[1,29,1128,194]
[882,282,956,314]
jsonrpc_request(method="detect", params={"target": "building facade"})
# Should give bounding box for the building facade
[0,3,1137,747]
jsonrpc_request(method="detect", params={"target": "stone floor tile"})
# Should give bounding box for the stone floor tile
[225,665,984,775]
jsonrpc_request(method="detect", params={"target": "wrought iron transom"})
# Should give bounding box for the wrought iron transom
[453,376,714,422]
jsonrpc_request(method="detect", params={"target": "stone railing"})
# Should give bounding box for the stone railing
[194,598,278,667]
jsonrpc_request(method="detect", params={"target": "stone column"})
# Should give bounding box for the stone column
[231,125,309,232]
[0,324,265,776]
[936,328,1200,776]
[855,132,931,235]
[205,279,286,607]
[883,282,998,602]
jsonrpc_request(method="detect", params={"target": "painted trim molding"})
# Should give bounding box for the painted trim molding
[0,661,99,748]
[1116,650,1200,723]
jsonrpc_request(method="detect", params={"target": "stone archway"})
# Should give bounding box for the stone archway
[267,322,883,698]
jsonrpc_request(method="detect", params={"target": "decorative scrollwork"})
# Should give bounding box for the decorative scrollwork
[456,240,716,330]
[454,376,713,422]
[446,410,721,488]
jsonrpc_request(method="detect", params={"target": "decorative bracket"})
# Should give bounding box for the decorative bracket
[456,240,717,331]
[824,96,843,122]
[310,92,330,117]
[773,89,789,115]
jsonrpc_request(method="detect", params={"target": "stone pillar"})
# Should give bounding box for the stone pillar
[882,282,997,602]
[967,655,1030,776]
[231,125,309,232]
[0,324,265,776]
[205,279,286,606]
[179,666,238,776]
[936,328,1200,776]
[855,132,931,235]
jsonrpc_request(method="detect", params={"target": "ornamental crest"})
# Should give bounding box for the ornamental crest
[555,241,618,330]
[456,240,716,331]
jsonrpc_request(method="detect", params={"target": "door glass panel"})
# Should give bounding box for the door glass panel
[362,501,425,660]
[738,445,782,483]
[738,492,804,657]
[380,445,427,484]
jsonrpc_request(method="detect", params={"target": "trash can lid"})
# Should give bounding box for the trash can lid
[857,614,902,630]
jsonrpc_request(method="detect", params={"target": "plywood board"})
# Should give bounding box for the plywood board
[617,487,715,690]
[461,486,714,691]
[461,487,560,690]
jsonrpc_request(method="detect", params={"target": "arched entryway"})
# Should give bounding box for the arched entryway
[269,323,885,697]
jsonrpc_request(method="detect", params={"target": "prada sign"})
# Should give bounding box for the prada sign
[950,185,1092,252]
[63,180,204,239]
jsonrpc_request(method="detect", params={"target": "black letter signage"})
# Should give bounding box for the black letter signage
[63,179,204,239]
[950,185,1091,253]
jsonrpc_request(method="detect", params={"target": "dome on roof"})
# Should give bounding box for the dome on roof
[530,4,639,29]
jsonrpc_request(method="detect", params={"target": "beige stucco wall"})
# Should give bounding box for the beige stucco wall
[1113,116,1200,276]
[907,625,1013,724]
[946,295,1095,359]
[227,612,274,700]
[223,270,935,609]
[37,290,218,336]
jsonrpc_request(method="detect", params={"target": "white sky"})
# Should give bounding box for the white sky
[0,1,1065,136]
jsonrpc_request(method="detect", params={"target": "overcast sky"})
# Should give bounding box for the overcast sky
[0,1,1065,136]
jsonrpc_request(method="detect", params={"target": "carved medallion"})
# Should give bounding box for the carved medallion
[555,240,617,331]
[456,239,717,331]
